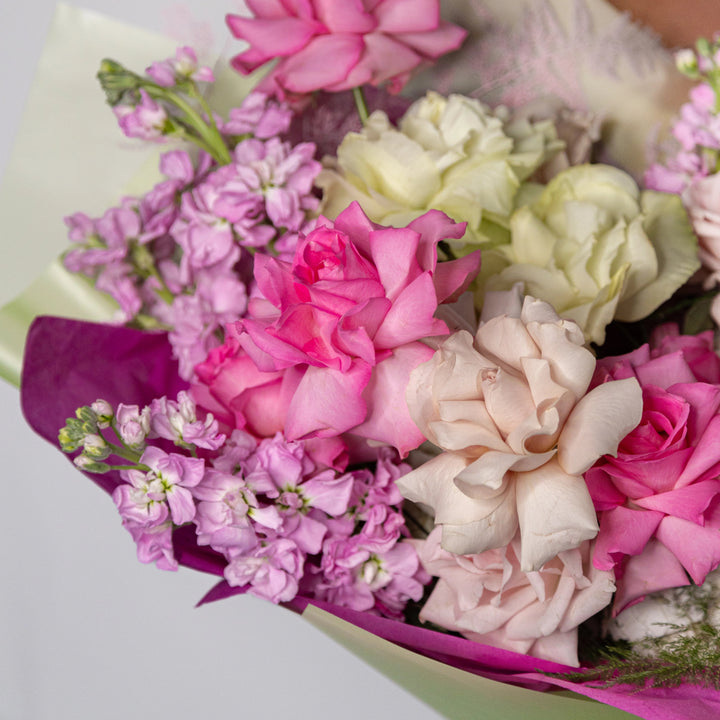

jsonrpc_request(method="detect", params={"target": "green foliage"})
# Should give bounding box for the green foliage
[556,586,720,690]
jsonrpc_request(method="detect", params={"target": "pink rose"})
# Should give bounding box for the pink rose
[649,322,720,383]
[414,529,615,667]
[587,330,720,612]
[195,202,479,458]
[226,0,467,100]
[194,327,302,438]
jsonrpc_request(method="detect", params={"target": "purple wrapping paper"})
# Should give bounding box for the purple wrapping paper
[20,315,720,720]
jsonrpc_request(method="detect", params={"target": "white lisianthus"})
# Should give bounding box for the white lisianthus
[483,164,699,345]
[317,92,562,247]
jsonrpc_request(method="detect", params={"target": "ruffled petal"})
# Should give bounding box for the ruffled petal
[226,16,321,69]
[351,342,434,456]
[392,21,468,58]
[515,459,599,571]
[656,515,720,585]
[558,377,643,476]
[374,0,439,32]
[613,539,691,613]
[592,505,663,571]
[373,272,447,348]
[285,361,371,438]
[274,34,365,94]
[313,0,376,32]
[440,482,518,556]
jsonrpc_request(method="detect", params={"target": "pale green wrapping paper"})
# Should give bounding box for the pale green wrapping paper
[0,3,255,386]
[0,4,646,718]
[302,606,636,719]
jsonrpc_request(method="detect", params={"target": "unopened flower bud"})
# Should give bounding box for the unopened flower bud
[59,417,88,453]
[83,434,111,460]
[91,399,114,428]
[675,49,699,77]
[75,406,99,434]
[97,59,143,106]
[74,456,111,474]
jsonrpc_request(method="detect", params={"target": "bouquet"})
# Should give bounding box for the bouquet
[7,1,720,718]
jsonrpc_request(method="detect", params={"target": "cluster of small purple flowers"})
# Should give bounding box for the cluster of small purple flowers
[65,49,322,381]
[61,392,427,617]
[645,40,720,193]
[302,452,430,620]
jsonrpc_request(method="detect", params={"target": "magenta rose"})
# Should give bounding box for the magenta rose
[195,202,479,459]
[587,326,720,612]
[226,0,466,99]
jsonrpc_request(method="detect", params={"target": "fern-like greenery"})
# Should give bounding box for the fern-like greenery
[556,585,720,690]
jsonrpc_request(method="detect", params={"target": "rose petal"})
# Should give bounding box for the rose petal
[614,539,691,613]
[592,505,663,571]
[655,515,720,585]
[274,34,365,94]
[351,342,434,456]
[634,479,720,523]
[285,361,371,438]
[558,377,643,476]
[515,459,599,571]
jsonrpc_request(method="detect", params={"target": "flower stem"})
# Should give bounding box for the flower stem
[352,87,369,125]
[108,442,143,464]
[145,83,232,165]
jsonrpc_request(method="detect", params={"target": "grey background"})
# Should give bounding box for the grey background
[0,2,443,718]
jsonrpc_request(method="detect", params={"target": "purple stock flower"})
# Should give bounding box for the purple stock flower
[149,390,226,450]
[193,468,280,554]
[172,136,320,258]
[645,82,720,195]
[224,538,304,603]
[221,92,292,139]
[115,403,151,448]
[116,446,205,526]
[64,202,147,321]
[64,212,95,242]
[125,520,178,571]
[155,272,249,381]
[114,89,168,142]
[298,452,428,618]
[146,46,215,87]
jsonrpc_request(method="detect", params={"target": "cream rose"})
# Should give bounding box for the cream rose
[482,164,699,345]
[317,92,562,247]
[397,288,642,571]
[415,530,615,667]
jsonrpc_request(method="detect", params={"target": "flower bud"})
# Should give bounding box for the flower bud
[675,49,699,77]
[83,434,111,460]
[97,58,142,106]
[74,456,111,474]
[59,417,87,453]
[91,399,114,428]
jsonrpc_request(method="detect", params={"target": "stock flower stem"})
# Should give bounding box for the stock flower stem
[189,85,222,137]
[352,87,369,125]
[153,285,175,305]
[146,84,232,165]
[108,428,143,463]
[108,442,143,463]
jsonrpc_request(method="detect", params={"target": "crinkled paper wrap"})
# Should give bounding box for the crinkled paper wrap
[3,4,715,719]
